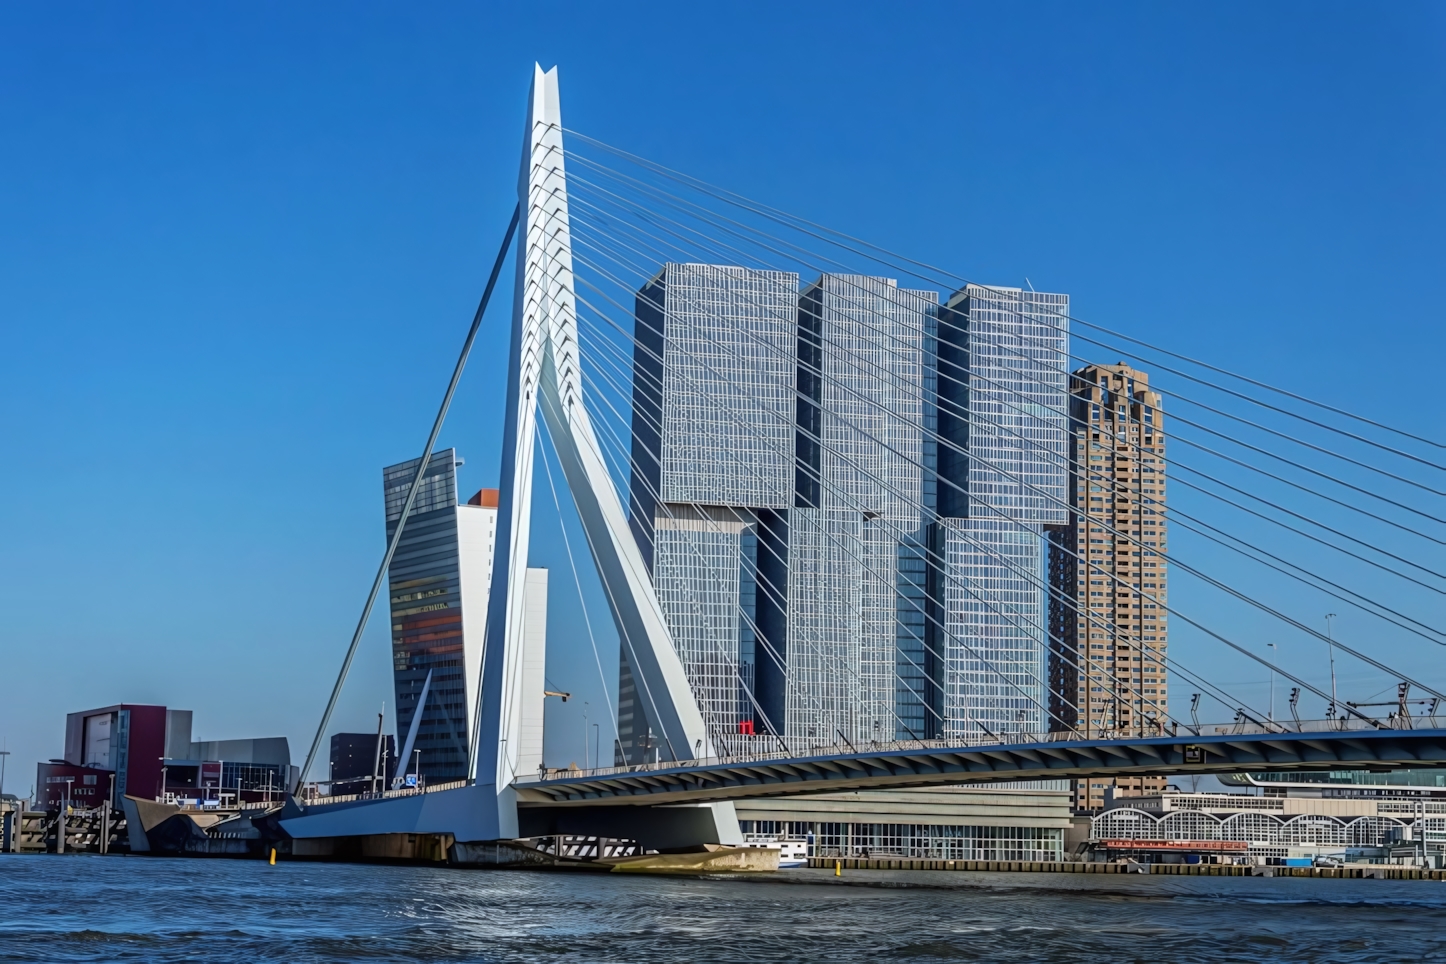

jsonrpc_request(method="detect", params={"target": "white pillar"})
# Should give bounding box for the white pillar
[472,64,736,844]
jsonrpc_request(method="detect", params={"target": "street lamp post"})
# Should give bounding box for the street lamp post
[1267,643,1277,723]
[58,777,74,855]
[1325,614,1338,724]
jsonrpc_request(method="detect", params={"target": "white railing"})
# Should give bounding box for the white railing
[300,778,468,807]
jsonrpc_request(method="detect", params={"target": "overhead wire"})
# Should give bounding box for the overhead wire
[563,260,1071,744]
[563,177,1446,592]
[563,237,1266,734]
[562,167,1446,542]
[560,128,1445,456]
[535,135,1446,745]
[562,200,1441,718]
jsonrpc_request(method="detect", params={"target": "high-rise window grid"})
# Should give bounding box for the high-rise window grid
[1048,363,1169,810]
[383,449,474,782]
[626,265,1074,757]
[939,285,1069,745]
[658,264,798,509]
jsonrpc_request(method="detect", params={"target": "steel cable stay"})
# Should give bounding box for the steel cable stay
[541,267,1108,750]
[560,177,1446,532]
[563,197,1446,612]
[945,347,1446,584]
[561,171,1446,572]
[558,153,1446,510]
[471,139,1434,792]
[572,272,1355,749]
[548,370,911,755]
[552,250,1196,744]
[573,305,1140,744]
[569,221,1446,644]
[558,246,1312,737]
[570,278,1370,738]
[577,312,1184,747]
[557,230,1441,724]
[566,221,1411,690]
[541,391,840,762]
[562,152,1446,494]
[560,185,1446,552]
[534,418,626,765]
[520,219,695,770]
[563,209,1446,647]
[575,312,1252,741]
[299,203,519,793]
[882,317,1446,585]
[528,259,974,757]
[962,402,1446,643]
[1057,326,1446,495]
[557,128,1445,457]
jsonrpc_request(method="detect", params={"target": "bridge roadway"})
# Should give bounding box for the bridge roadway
[511,728,1446,807]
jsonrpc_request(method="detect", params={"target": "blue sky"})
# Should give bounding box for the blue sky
[0,3,1442,792]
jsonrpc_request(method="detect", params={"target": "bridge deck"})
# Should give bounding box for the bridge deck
[510,728,1446,807]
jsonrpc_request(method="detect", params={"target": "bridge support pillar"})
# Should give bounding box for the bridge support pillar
[518,801,741,852]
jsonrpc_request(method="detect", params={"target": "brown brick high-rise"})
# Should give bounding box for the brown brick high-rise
[1046,363,1169,811]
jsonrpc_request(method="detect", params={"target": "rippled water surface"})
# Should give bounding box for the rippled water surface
[2,855,1444,962]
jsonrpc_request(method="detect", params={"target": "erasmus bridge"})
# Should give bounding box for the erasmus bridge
[276,65,1446,851]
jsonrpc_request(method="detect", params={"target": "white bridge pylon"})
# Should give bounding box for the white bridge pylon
[279,67,734,846]
[473,64,735,841]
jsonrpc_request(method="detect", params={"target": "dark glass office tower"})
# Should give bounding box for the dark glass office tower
[383,449,498,782]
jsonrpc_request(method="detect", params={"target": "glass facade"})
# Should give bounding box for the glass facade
[738,819,1063,861]
[797,276,936,746]
[623,264,797,763]
[951,285,1070,525]
[650,507,756,744]
[383,449,486,783]
[1094,803,1436,859]
[623,265,1071,756]
[939,285,1069,743]
[942,517,1047,742]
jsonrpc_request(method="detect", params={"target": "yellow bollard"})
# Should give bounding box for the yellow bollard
[269,848,277,865]
[835,860,841,876]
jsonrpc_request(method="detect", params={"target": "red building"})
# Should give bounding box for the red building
[39,704,169,808]
[36,763,116,809]
[37,703,294,809]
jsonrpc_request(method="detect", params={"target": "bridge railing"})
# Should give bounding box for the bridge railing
[299,778,469,807]
[516,716,1433,786]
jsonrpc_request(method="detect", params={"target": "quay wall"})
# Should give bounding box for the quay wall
[808,856,1445,880]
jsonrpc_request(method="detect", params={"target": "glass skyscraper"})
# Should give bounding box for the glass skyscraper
[624,265,1068,757]
[626,266,938,756]
[624,264,797,762]
[939,285,1069,743]
[793,275,936,745]
[382,449,498,782]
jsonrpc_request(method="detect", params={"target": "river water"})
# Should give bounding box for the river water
[2,855,1443,962]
